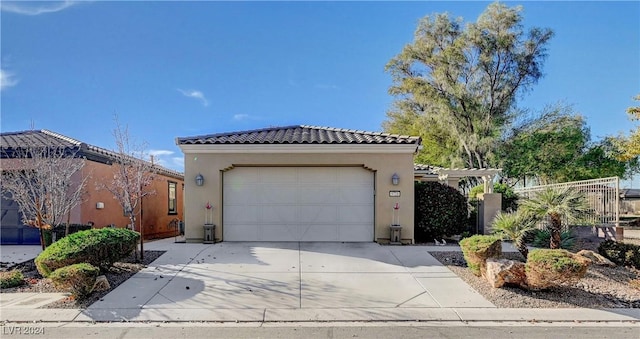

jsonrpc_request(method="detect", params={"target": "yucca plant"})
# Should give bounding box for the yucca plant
[491,210,537,259]
[520,187,590,250]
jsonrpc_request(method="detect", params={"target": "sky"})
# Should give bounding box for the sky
[1,1,639,186]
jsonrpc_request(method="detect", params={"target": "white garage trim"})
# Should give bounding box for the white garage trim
[223,166,374,242]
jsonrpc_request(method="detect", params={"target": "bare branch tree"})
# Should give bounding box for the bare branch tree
[1,145,87,250]
[97,117,156,260]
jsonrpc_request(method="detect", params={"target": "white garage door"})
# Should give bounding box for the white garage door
[223,167,374,242]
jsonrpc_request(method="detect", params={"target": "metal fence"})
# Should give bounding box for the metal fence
[514,177,620,226]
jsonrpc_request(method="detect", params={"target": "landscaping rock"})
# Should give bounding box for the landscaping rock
[485,258,527,288]
[459,235,502,277]
[92,275,111,292]
[576,250,616,267]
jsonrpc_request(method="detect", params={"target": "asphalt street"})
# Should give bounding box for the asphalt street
[1,322,637,339]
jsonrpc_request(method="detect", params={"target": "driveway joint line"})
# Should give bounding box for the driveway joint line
[140,245,211,309]
[394,290,429,308]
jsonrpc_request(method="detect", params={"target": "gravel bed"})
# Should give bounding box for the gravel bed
[429,251,640,308]
[1,250,165,309]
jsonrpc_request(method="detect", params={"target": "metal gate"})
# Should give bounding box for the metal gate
[514,177,620,226]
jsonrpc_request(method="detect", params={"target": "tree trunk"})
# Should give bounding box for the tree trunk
[38,226,46,250]
[517,241,528,259]
[65,211,71,237]
[549,214,562,249]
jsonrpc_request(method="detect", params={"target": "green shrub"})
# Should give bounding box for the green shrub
[35,227,140,277]
[598,240,640,269]
[0,270,24,289]
[49,263,99,298]
[531,229,576,250]
[414,181,469,242]
[525,249,589,290]
[459,235,502,276]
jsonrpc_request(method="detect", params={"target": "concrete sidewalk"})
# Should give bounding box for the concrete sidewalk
[1,239,639,324]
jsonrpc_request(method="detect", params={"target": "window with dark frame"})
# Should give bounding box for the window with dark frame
[168,181,177,215]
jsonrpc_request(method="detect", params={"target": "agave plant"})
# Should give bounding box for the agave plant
[520,187,590,249]
[491,210,537,258]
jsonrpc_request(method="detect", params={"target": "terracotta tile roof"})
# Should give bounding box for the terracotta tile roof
[1,129,183,179]
[176,125,421,145]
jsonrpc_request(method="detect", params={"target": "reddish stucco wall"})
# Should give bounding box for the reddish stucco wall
[79,161,184,239]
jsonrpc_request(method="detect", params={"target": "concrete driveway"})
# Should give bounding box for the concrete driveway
[79,240,494,321]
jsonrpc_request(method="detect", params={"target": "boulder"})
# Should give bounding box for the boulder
[92,275,111,292]
[575,250,616,267]
[485,258,527,288]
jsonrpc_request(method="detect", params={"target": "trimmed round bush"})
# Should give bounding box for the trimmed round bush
[459,235,502,276]
[0,270,24,289]
[598,240,640,269]
[414,181,469,242]
[525,249,589,290]
[49,263,99,298]
[35,227,140,277]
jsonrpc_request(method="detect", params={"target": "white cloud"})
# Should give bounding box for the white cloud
[143,150,183,172]
[0,69,18,91]
[233,114,250,121]
[1,1,80,15]
[171,157,184,169]
[148,149,174,157]
[178,88,209,107]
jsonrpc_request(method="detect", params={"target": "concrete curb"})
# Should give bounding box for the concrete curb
[2,307,638,323]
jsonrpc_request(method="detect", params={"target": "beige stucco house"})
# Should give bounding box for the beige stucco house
[176,125,421,243]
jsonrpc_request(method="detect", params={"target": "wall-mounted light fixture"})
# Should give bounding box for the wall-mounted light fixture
[195,173,204,186]
[391,173,400,186]
[96,202,104,209]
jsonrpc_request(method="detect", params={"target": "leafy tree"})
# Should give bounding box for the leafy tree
[500,104,638,184]
[491,210,537,258]
[1,143,87,250]
[616,94,640,161]
[385,2,553,168]
[97,117,155,260]
[519,187,590,249]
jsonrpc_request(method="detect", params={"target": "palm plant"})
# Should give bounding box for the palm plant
[491,210,537,258]
[519,187,590,249]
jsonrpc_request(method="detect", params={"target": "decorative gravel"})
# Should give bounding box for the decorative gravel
[429,251,640,308]
[1,250,165,309]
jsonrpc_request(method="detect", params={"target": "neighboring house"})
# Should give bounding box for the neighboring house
[621,189,640,215]
[0,130,184,244]
[177,125,421,243]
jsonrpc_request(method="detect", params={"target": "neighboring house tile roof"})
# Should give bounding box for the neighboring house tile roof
[622,189,640,199]
[414,163,443,175]
[176,125,421,145]
[1,129,183,179]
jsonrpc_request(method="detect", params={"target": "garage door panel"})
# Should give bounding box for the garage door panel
[338,167,373,184]
[260,224,299,241]
[224,224,259,241]
[224,167,373,242]
[298,168,337,182]
[262,206,297,223]
[259,167,298,183]
[224,186,259,204]
[225,205,259,223]
[298,206,338,223]
[338,224,374,242]
[297,186,337,204]
[301,224,339,242]
[338,187,373,203]
[260,184,298,204]
[339,205,374,223]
